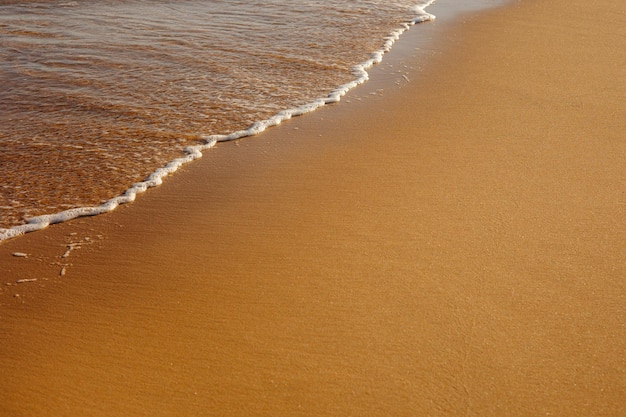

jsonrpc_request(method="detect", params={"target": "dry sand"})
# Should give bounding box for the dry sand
[1,0,624,416]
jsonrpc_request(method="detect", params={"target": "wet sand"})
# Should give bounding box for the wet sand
[1,0,624,416]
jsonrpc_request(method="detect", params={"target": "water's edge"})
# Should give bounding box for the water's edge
[0,1,437,242]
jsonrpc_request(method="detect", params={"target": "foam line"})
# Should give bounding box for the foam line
[0,1,435,242]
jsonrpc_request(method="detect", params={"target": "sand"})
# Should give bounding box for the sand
[1,0,624,416]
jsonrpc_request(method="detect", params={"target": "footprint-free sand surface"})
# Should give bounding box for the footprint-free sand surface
[1,0,624,415]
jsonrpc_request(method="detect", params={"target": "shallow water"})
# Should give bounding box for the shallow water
[0,0,439,234]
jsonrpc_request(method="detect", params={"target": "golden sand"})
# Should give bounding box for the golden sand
[1,0,624,415]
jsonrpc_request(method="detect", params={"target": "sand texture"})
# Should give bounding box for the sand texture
[1,0,624,416]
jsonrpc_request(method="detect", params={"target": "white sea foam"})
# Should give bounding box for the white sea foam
[0,1,435,242]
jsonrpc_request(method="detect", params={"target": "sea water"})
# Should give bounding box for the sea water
[0,0,498,240]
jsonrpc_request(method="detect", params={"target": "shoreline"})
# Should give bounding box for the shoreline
[1,0,625,416]
[0,0,440,240]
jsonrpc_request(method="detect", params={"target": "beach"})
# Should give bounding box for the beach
[1,0,625,415]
